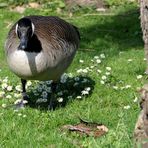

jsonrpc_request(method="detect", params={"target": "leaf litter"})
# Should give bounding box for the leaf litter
[62,118,108,138]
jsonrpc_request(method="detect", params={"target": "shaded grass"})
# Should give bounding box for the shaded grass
[0,5,146,148]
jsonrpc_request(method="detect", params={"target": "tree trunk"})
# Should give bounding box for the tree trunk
[134,84,148,147]
[140,0,148,73]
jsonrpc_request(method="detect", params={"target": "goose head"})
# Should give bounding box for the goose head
[15,18,35,50]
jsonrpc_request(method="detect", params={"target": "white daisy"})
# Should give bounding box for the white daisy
[18,113,22,116]
[86,67,90,70]
[37,86,42,92]
[94,56,99,59]
[57,97,63,103]
[76,96,82,99]
[42,84,47,90]
[7,86,13,91]
[100,53,105,59]
[74,77,80,81]
[22,100,28,104]
[106,67,111,71]
[90,66,95,69]
[85,87,91,91]
[42,99,47,102]
[79,59,84,63]
[82,78,88,83]
[81,90,89,95]
[137,75,143,79]
[46,80,53,85]
[100,80,105,84]
[2,104,6,108]
[96,59,101,64]
[2,78,8,83]
[14,99,22,104]
[14,93,21,98]
[1,83,8,89]
[125,85,131,89]
[15,85,21,92]
[113,86,118,90]
[36,98,43,103]
[143,58,147,61]
[97,69,102,73]
[6,95,12,99]
[14,109,19,112]
[27,81,32,86]
[23,114,27,118]
[46,87,51,93]
[127,59,133,62]
[82,69,88,73]
[60,73,68,83]
[105,72,111,75]
[133,97,138,103]
[102,75,107,80]
[42,91,48,99]
[77,69,83,73]
[68,73,73,78]
[124,105,131,110]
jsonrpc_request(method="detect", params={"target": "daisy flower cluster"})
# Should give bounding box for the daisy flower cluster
[77,53,145,112]
[0,77,33,108]
[77,53,105,75]
[25,72,93,105]
[0,72,93,109]
[77,53,116,88]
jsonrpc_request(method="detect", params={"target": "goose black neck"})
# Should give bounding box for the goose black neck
[18,34,42,53]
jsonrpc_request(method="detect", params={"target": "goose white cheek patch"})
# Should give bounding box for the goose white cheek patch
[15,24,18,35]
[31,23,35,37]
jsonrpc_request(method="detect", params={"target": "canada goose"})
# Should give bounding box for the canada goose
[5,15,80,109]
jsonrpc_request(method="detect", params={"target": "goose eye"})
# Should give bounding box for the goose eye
[27,28,32,38]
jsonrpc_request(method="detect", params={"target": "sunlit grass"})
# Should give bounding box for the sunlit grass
[0,5,146,148]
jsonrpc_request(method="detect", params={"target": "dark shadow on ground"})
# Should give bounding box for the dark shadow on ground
[27,76,95,111]
[79,8,143,56]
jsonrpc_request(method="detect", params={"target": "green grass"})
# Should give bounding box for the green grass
[0,4,146,148]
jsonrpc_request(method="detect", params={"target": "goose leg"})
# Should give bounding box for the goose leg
[21,79,28,100]
[15,79,28,109]
[48,82,58,110]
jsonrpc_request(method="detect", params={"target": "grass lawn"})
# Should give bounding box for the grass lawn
[0,3,146,148]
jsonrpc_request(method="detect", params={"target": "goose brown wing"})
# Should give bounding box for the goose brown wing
[5,25,18,54]
[26,16,80,48]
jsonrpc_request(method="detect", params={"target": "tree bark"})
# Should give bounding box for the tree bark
[140,0,148,73]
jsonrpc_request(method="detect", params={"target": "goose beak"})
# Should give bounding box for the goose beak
[19,36,28,50]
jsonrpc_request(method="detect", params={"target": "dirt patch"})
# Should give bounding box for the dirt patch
[65,0,107,9]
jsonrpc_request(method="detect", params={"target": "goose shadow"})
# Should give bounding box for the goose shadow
[26,75,95,111]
